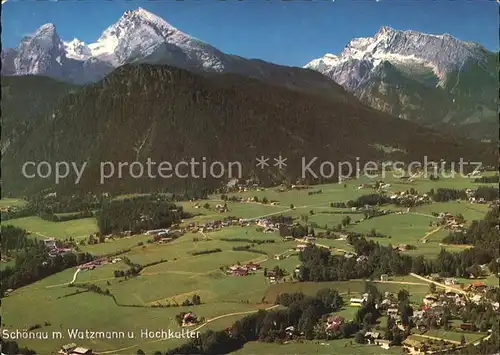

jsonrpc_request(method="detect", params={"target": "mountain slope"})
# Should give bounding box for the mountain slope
[1,8,351,102]
[1,76,78,155]
[3,65,495,195]
[305,26,498,137]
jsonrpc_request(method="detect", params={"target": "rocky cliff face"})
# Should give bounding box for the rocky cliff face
[305,26,498,130]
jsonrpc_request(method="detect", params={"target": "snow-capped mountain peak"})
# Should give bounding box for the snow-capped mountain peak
[2,7,229,82]
[88,7,182,65]
[64,38,92,60]
[306,25,489,87]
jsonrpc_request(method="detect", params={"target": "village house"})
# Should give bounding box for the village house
[43,237,57,250]
[387,307,399,318]
[403,338,428,354]
[444,278,458,285]
[183,312,198,326]
[471,294,483,304]
[70,347,93,355]
[59,343,77,354]
[395,244,410,252]
[467,282,488,293]
[296,244,308,252]
[232,268,249,276]
[158,237,173,244]
[325,315,344,331]
[423,294,439,306]
[374,339,391,349]
[349,297,366,307]
[357,255,369,263]
[460,323,476,331]
[145,228,170,236]
[344,252,355,259]
[364,331,381,344]
[245,262,260,271]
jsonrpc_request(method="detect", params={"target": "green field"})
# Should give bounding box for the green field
[0,198,27,208]
[3,176,494,354]
[4,216,98,239]
[424,329,487,343]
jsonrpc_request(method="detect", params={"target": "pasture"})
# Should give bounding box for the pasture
[4,216,98,240]
[3,175,495,354]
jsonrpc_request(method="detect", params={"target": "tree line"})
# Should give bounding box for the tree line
[97,196,188,235]
[0,239,94,297]
[163,288,344,354]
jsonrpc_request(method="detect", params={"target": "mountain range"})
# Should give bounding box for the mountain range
[3,8,497,137]
[305,26,498,134]
[1,8,497,195]
[1,8,350,101]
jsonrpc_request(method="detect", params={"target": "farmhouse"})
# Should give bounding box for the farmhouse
[467,282,487,293]
[444,278,458,285]
[387,308,399,318]
[183,312,198,325]
[349,298,366,307]
[43,238,57,249]
[245,262,260,271]
[145,228,170,235]
[296,244,308,252]
[423,294,438,306]
[325,315,344,331]
[70,347,92,355]
[460,323,476,331]
[375,339,391,349]
[403,338,428,354]
[232,268,248,276]
[357,255,369,263]
[59,343,77,354]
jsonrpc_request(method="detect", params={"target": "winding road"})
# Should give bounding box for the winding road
[96,304,280,354]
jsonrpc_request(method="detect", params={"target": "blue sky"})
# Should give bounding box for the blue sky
[2,0,498,67]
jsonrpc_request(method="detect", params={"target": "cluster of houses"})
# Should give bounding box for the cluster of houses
[144,228,185,244]
[226,262,261,276]
[433,212,466,232]
[58,344,92,355]
[186,217,281,235]
[43,238,74,258]
[266,269,284,284]
[389,191,432,205]
[465,188,488,204]
[79,258,107,271]
[182,312,198,326]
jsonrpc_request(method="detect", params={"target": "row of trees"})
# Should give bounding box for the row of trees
[26,193,105,214]
[1,225,35,255]
[97,196,187,234]
[163,288,344,354]
[473,175,499,183]
[38,210,93,222]
[0,239,94,297]
[297,239,413,282]
[429,186,499,202]
[442,206,499,247]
